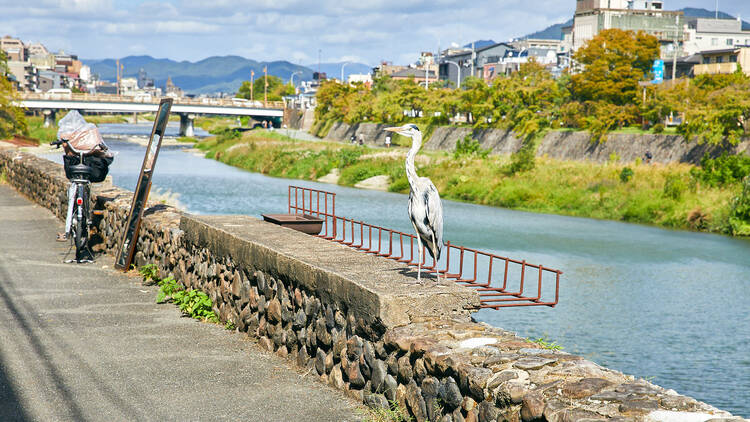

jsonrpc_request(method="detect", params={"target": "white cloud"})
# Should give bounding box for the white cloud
[102,21,220,35]
[2,0,749,63]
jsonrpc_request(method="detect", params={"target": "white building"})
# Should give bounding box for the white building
[347,73,372,84]
[683,17,750,56]
[120,77,138,94]
[79,65,91,83]
[573,0,684,57]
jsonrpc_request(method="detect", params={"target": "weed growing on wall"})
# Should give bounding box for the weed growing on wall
[527,335,563,351]
[140,265,221,324]
[360,399,413,422]
[156,277,182,304]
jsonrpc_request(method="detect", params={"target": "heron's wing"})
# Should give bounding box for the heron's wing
[422,178,444,254]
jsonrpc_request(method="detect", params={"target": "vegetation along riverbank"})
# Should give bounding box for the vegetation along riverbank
[196,128,750,236]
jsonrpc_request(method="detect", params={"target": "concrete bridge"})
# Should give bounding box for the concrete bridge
[16,93,285,137]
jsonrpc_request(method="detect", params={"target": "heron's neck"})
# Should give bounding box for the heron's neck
[405,133,421,188]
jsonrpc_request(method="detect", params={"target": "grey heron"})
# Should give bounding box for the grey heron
[384,124,443,283]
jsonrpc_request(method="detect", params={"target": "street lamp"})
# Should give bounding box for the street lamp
[290,71,302,92]
[445,60,461,88]
[340,62,350,84]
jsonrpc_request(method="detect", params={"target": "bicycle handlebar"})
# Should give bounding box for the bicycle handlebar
[50,139,64,148]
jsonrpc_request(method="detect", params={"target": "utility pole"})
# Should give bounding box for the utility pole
[263,66,268,107]
[672,15,679,83]
[340,62,349,84]
[250,69,254,100]
[116,59,120,96]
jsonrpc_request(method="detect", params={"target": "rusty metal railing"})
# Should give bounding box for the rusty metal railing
[288,186,562,309]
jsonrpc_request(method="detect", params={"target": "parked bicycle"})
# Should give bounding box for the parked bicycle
[51,139,95,262]
[51,138,112,263]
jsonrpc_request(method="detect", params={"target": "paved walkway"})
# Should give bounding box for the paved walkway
[0,183,362,421]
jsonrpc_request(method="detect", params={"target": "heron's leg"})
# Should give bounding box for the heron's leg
[416,236,423,283]
[410,221,422,283]
[431,232,439,283]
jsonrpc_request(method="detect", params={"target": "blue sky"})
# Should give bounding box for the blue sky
[2,0,749,65]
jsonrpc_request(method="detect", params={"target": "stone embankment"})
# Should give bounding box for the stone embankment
[1,146,745,422]
[323,121,750,165]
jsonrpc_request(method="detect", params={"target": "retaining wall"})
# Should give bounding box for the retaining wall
[323,122,750,165]
[1,146,743,422]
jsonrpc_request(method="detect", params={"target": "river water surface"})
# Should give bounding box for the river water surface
[43,123,750,417]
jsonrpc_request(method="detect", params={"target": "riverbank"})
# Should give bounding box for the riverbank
[195,129,748,236]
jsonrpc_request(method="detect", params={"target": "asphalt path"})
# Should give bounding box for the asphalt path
[0,183,361,421]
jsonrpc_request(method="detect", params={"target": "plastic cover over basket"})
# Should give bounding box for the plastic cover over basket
[56,110,110,156]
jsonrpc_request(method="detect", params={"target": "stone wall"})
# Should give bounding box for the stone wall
[1,147,743,422]
[323,122,750,165]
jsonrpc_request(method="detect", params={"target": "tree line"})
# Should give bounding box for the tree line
[314,28,750,146]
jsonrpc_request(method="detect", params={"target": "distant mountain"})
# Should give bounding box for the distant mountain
[463,40,496,49]
[520,7,750,41]
[522,19,573,40]
[83,55,316,95]
[304,62,372,80]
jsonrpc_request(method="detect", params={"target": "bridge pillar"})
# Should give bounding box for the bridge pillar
[179,113,195,137]
[42,109,56,128]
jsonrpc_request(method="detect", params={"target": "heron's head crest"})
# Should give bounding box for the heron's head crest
[384,123,420,137]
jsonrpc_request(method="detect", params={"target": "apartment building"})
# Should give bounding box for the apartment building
[683,17,750,55]
[693,47,750,76]
[1,35,25,61]
[573,0,685,58]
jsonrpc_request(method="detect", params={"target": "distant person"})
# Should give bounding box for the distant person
[358,133,364,146]
[262,120,267,130]
[385,136,391,148]
[645,151,653,164]
[350,134,356,144]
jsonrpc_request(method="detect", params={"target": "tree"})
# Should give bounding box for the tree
[236,74,294,102]
[0,50,28,139]
[572,29,660,105]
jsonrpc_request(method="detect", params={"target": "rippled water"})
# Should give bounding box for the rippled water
[42,126,750,417]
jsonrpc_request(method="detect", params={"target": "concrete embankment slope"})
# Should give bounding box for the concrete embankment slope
[1,146,746,422]
[323,121,750,165]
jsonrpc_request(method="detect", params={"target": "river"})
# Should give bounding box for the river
[42,123,750,417]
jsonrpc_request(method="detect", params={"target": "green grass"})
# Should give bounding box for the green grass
[611,125,678,135]
[360,400,412,422]
[194,130,745,236]
[26,116,57,144]
[82,114,129,124]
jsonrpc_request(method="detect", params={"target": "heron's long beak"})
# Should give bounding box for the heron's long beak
[384,127,400,133]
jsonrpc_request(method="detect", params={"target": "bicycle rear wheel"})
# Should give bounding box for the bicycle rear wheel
[74,206,89,261]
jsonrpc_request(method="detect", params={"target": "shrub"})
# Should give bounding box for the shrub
[663,174,686,200]
[619,167,634,183]
[504,141,536,175]
[692,152,750,187]
[728,176,750,235]
[652,123,665,133]
[453,135,489,159]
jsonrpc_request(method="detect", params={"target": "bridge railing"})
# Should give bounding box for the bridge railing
[288,185,562,309]
[19,92,285,109]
